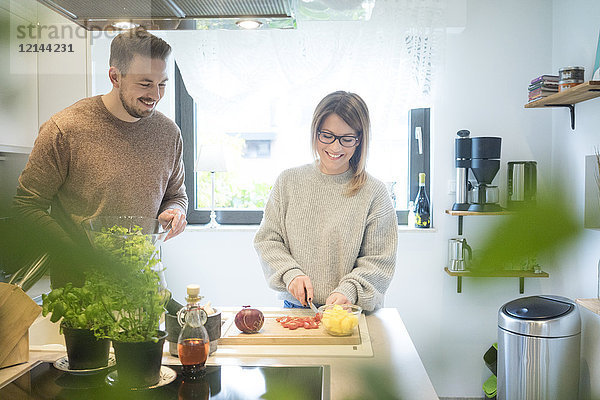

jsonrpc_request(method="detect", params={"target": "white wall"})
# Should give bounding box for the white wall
[162,2,561,397]
[550,1,600,398]
[428,1,554,395]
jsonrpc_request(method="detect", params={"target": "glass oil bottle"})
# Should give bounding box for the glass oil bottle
[177,284,210,378]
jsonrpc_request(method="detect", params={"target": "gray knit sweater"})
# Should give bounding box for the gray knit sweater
[254,163,398,311]
[14,95,187,246]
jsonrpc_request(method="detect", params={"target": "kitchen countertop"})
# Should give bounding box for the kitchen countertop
[576,298,600,315]
[0,307,438,399]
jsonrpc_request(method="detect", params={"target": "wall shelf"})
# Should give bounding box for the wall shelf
[444,267,548,294]
[445,210,513,216]
[524,81,600,130]
[444,209,513,236]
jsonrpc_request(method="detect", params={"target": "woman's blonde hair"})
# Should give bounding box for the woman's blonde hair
[311,91,370,196]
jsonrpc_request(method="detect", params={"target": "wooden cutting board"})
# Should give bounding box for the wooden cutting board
[219,310,361,345]
[0,283,42,368]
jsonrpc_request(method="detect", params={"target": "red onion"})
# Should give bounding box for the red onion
[235,306,264,334]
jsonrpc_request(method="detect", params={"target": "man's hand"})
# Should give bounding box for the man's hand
[158,209,187,241]
[288,275,313,307]
[326,292,351,306]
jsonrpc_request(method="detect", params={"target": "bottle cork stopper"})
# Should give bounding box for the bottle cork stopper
[186,284,200,297]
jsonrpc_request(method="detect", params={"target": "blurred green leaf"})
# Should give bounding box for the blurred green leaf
[470,187,582,273]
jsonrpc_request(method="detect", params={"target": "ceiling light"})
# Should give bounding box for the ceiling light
[112,21,140,30]
[236,20,262,30]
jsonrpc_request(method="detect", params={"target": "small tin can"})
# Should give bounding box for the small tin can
[559,66,584,81]
[558,66,584,91]
[558,79,584,91]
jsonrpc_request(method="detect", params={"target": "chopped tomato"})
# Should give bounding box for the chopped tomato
[287,322,299,330]
[277,314,321,329]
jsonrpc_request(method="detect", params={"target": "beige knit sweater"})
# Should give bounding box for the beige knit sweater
[14,95,187,247]
[254,163,398,311]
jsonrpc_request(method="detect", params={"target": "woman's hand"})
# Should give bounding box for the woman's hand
[326,292,351,306]
[288,275,313,306]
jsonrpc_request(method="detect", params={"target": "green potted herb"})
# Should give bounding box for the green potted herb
[42,282,111,370]
[82,216,170,388]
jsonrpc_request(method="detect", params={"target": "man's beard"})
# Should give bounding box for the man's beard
[119,92,154,119]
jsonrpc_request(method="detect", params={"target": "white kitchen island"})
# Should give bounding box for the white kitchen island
[0,308,438,399]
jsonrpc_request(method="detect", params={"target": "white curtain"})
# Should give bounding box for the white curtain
[163,0,447,114]
[160,0,447,190]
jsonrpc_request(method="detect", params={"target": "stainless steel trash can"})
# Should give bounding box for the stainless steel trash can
[497,295,580,400]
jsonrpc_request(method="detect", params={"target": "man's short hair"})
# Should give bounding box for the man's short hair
[109,28,171,74]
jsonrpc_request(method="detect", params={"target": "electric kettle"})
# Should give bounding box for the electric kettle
[507,161,537,209]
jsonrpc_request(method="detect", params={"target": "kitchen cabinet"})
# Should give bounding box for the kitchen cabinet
[524,81,600,130]
[445,210,549,293]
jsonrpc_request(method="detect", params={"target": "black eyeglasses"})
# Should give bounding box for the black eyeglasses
[317,130,360,148]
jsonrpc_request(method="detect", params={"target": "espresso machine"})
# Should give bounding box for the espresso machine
[452,130,502,212]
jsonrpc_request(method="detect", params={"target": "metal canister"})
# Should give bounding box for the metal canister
[558,66,584,91]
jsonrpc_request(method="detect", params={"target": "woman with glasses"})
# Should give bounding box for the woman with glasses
[254,91,398,312]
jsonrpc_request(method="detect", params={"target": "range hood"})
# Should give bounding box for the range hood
[37,0,297,31]
[36,0,374,31]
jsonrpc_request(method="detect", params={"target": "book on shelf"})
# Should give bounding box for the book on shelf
[530,75,559,85]
[528,88,556,99]
[528,82,559,91]
[528,90,557,101]
[528,94,553,102]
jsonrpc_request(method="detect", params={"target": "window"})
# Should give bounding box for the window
[177,65,267,225]
[177,65,431,225]
[170,4,441,226]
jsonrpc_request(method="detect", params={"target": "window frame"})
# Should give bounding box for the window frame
[406,107,431,225]
[176,63,264,225]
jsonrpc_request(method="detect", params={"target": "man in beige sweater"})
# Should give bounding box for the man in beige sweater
[14,28,187,286]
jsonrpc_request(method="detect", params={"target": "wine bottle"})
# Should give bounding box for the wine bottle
[414,173,430,228]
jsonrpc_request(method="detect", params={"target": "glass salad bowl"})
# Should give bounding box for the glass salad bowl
[317,304,362,336]
[82,216,170,269]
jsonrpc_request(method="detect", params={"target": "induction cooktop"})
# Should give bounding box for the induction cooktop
[0,362,329,399]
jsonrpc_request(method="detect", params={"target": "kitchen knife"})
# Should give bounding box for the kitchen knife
[308,299,319,314]
[305,288,319,314]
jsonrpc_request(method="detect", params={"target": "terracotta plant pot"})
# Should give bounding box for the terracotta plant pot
[62,325,110,370]
[112,330,167,388]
